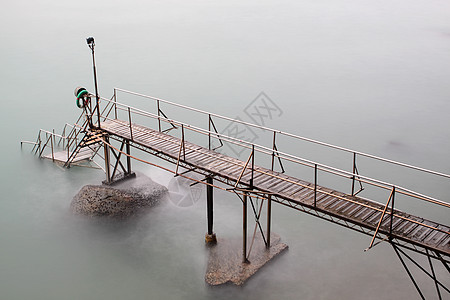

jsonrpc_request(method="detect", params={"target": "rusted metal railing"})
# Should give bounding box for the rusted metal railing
[86,88,449,247]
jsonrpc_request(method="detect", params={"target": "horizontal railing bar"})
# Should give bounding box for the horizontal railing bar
[113,88,450,179]
[39,129,65,139]
[21,141,39,146]
[100,95,450,208]
[94,130,450,237]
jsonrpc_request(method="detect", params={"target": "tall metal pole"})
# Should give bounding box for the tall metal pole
[87,37,101,128]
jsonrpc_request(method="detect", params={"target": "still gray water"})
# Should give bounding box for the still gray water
[1,1,449,299]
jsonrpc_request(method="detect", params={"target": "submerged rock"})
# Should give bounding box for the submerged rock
[205,233,288,286]
[71,173,168,218]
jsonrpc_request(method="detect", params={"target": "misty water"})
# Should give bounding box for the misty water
[1,1,449,299]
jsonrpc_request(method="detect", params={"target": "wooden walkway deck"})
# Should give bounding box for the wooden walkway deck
[43,147,97,163]
[101,119,450,257]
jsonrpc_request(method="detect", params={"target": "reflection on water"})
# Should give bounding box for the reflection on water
[1,0,449,299]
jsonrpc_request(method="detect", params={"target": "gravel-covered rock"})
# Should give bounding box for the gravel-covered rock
[71,173,167,218]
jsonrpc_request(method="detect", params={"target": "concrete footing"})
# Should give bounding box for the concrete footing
[205,233,217,245]
[205,233,288,286]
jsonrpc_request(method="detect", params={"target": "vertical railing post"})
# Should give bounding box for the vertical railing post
[250,145,255,189]
[67,135,70,161]
[61,126,65,148]
[50,131,54,162]
[351,152,356,196]
[104,135,111,184]
[114,88,118,119]
[314,163,318,207]
[271,131,276,171]
[128,107,133,140]
[208,114,211,150]
[181,124,186,160]
[157,100,161,132]
[52,129,56,159]
[425,249,442,300]
[37,134,42,155]
[389,186,396,240]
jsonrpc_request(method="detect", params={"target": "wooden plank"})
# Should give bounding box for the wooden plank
[352,207,375,220]
[315,195,335,208]
[314,192,329,203]
[365,211,383,224]
[333,202,354,214]
[184,150,209,162]
[159,143,184,156]
[258,177,284,190]
[381,214,402,229]
[131,130,151,140]
[437,235,450,247]
[345,204,366,218]
[135,132,160,142]
[252,174,280,187]
[427,232,446,245]
[241,170,266,182]
[420,228,439,243]
[393,222,415,237]
[268,180,293,194]
[291,185,315,198]
[147,140,177,151]
[293,189,315,202]
[268,179,295,193]
[206,160,236,173]
[195,156,221,167]
[411,220,436,240]
[326,199,346,211]
[283,181,308,195]
[266,178,290,190]
[402,220,423,237]
[338,202,359,214]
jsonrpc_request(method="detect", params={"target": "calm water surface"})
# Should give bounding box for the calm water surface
[1,1,449,299]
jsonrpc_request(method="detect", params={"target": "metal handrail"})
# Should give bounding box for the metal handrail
[21,108,89,162]
[98,95,449,210]
[113,88,450,180]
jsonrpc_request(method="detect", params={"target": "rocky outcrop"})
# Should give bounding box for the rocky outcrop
[71,173,167,218]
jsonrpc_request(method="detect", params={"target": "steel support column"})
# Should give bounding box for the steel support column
[205,176,217,244]
[267,195,272,248]
[103,135,111,184]
[243,192,249,263]
[126,139,132,175]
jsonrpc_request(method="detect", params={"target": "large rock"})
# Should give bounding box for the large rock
[71,173,168,218]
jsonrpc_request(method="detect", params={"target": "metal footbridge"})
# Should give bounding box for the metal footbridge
[22,88,450,297]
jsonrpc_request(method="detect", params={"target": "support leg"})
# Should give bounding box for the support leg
[392,244,425,300]
[243,192,249,263]
[426,249,442,300]
[126,139,132,175]
[104,135,111,184]
[205,176,217,244]
[267,195,272,249]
